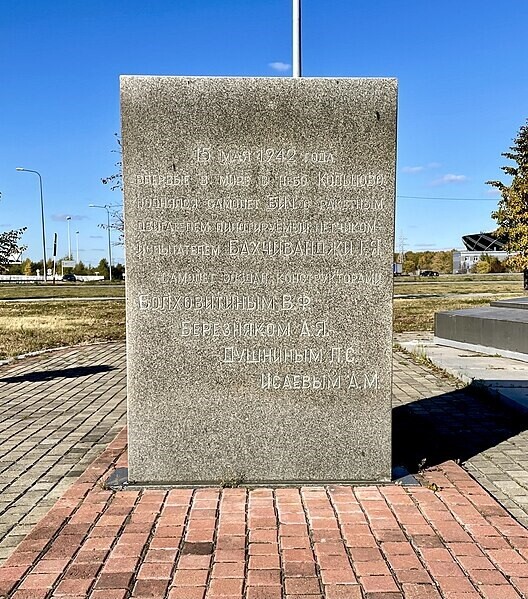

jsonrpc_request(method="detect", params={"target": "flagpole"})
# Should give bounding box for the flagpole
[293,0,301,77]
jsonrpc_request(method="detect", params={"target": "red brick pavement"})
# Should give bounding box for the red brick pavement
[1,429,528,598]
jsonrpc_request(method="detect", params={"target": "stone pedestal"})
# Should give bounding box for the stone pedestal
[121,76,397,484]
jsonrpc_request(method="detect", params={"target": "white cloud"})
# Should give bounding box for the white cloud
[431,173,468,186]
[402,162,441,174]
[486,188,501,196]
[269,61,291,72]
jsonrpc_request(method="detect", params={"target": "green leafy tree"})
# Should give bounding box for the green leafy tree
[112,262,125,280]
[73,261,87,275]
[96,258,109,280]
[489,120,528,284]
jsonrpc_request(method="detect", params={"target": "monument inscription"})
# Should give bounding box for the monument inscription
[122,76,397,484]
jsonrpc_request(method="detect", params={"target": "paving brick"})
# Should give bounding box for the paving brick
[211,561,245,578]
[477,586,522,598]
[359,575,400,593]
[177,554,211,570]
[246,569,281,586]
[172,568,208,586]
[168,588,206,599]
[246,585,283,599]
[90,590,128,599]
[10,590,49,599]
[18,571,59,589]
[54,577,93,595]
[284,577,321,594]
[320,568,357,584]
[324,584,363,599]
[138,561,173,579]
[94,571,134,589]
[133,578,169,597]
[207,576,244,595]
[248,555,280,570]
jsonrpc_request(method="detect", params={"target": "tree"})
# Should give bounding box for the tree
[73,261,87,275]
[23,258,32,276]
[101,134,124,245]
[489,119,528,286]
[473,260,491,274]
[96,258,109,280]
[0,228,27,271]
[112,262,125,280]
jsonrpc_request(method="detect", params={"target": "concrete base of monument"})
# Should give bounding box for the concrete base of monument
[435,299,528,359]
[104,467,419,490]
[433,337,528,364]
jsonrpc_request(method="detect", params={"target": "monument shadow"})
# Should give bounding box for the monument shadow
[393,381,528,474]
[0,364,115,384]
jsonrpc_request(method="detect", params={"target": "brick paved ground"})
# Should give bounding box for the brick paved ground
[2,430,528,598]
[392,349,528,527]
[1,341,528,597]
[0,343,126,564]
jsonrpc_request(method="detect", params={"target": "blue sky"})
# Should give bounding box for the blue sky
[1,0,527,265]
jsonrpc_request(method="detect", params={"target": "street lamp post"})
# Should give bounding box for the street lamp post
[89,204,112,281]
[15,167,47,282]
[293,0,302,78]
[76,231,79,264]
[66,216,72,260]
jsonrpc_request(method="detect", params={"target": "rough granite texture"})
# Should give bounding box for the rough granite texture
[121,76,397,484]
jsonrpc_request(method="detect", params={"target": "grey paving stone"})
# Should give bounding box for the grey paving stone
[0,341,126,565]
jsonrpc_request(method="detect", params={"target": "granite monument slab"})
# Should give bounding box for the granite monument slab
[121,76,397,484]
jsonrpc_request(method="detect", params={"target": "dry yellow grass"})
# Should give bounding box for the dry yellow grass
[0,276,525,359]
[0,301,125,360]
[393,296,514,333]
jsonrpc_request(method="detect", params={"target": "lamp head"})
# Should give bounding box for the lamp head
[15,167,25,171]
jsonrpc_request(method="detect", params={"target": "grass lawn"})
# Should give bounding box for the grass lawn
[0,301,125,360]
[0,274,525,359]
[0,282,125,300]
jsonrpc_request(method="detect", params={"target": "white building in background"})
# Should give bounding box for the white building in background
[453,232,509,273]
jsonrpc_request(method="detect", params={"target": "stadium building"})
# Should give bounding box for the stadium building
[453,232,508,273]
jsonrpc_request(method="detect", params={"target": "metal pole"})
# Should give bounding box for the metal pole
[16,168,47,282]
[76,231,79,264]
[52,232,57,283]
[89,203,113,281]
[106,207,113,281]
[66,216,72,260]
[293,0,301,77]
[37,172,48,281]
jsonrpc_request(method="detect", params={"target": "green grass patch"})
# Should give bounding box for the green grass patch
[0,283,125,300]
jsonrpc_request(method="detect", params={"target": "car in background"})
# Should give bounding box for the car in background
[420,270,439,277]
[62,273,77,282]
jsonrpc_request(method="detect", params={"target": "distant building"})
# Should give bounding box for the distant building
[453,232,509,273]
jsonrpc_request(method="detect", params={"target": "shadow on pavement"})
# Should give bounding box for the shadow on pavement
[0,364,115,383]
[393,382,528,473]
